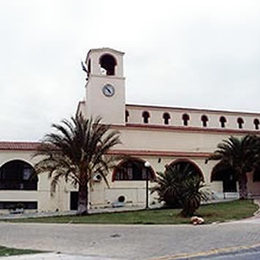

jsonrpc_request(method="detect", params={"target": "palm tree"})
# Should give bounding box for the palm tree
[206,135,259,199]
[151,163,207,217]
[34,115,121,215]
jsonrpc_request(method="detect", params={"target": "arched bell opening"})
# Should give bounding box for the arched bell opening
[99,54,117,76]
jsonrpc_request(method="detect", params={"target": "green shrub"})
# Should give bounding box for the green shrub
[152,163,208,217]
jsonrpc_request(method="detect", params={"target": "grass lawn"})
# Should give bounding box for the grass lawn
[6,200,257,225]
[0,245,42,257]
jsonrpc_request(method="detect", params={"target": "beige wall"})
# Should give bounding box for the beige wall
[115,126,245,153]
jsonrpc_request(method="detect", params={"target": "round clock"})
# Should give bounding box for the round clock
[102,84,115,97]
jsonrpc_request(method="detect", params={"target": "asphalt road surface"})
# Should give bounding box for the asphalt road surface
[1,217,260,259]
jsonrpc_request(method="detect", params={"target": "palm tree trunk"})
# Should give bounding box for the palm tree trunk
[238,172,248,200]
[77,184,88,215]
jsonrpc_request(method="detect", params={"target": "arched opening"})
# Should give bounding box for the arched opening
[254,119,259,130]
[219,116,227,128]
[237,117,244,129]
[169,159,204,181]
[163,112,171,125]
[142,111,150,124]
[182,114,190,126]
[99,54,117,76]
[201,115,208,127]
[112,158,155,181]
[0,160,38,190]
[125,110,129,123]
[87,59,91,74]
[211,162,237,192]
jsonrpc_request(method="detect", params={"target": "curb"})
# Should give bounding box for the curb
[253,199,260,216]
[151,243,260,260]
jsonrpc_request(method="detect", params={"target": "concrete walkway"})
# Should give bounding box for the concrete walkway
[1,219,260,260]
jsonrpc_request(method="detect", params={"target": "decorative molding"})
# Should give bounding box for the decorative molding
[107,149,210,158]
[112,123,260,134]
[0,142,40,151]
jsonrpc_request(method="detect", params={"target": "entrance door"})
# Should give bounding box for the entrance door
[70,192,78,210]
[223,172,237,192]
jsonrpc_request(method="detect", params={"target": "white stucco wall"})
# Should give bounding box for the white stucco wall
[126,104,260,131]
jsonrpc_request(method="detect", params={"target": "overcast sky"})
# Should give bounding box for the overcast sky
[1,0,260,141]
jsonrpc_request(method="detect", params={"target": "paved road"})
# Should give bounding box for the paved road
[1,218,260,260]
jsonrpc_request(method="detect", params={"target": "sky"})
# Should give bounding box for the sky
[1,0,260,141]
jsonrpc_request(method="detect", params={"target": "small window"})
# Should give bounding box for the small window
[0,201,37,210]
[201,115,208,127]
[182,114,190,126]
[219,116,226,128]
[125,110,129,123]
[254,119,259,130]
[237,117,244,129]
[163,113,171,125]
[142,111,150,124]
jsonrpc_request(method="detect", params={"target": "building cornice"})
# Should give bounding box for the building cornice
[0,142,210,158]
[0,142,40,151]
[112,123,260,135]
[107,149,210,158]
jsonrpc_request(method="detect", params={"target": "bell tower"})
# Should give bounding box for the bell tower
[84,48,125,125]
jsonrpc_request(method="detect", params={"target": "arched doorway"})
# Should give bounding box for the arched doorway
[211,163,237,192]
[112,158,155,181]
[0,160,38,190]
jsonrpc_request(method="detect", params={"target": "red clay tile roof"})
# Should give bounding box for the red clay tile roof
[0,142,40,151]
[0,142,211,157]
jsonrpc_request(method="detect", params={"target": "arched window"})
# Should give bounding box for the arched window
[254,119,259,130]
[201,115,208,127]
[99,54,117,76]
[125,110,129,123]
[142,111,150,124]
[182,114,190,126]
[168,160,204,181]
[237,117,244,129]
[163,113,171,125]
[219,116,227,128]
[113,159,155,181]
[0,160,38,190]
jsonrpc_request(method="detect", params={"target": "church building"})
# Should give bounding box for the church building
[0,47,260,213]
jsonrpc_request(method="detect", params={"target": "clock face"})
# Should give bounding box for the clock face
[102,84,115,97]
